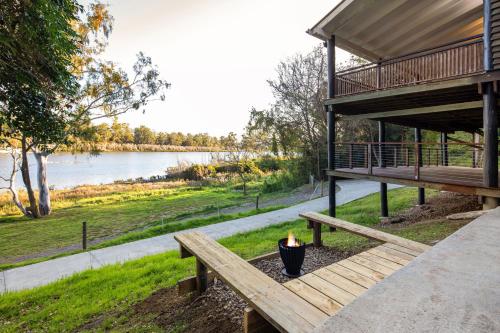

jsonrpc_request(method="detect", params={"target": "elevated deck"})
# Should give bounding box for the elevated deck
[331,142,500,198]
[329,167,500,198]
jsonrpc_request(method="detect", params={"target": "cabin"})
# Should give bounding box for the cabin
[307,0,500,216]
[173,2,500,332]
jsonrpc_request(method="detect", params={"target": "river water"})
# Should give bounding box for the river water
[0,151,219,190]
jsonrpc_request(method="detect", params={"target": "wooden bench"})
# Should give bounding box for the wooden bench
[175,213,431,333]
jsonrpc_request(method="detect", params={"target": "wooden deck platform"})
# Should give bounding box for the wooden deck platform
[329,166,500,198]
[282,243,423,318]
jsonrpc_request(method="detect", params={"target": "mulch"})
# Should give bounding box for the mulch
[131,246,358,333]
[380,191,481,227]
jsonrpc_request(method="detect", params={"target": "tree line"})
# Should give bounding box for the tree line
[90,120,227,148]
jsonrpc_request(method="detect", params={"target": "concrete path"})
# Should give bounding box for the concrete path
[0,180,400,293]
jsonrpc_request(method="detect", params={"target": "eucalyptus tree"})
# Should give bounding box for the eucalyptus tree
[0,0,81,217]
[29,3,170,216]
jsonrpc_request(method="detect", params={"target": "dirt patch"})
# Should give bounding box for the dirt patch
[380,192,481,227]
[128,246,360,333]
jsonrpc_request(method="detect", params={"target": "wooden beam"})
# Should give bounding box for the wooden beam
[345,101,483,120]
[299,212,431,253]
[179,244,192,258]
[244,307,279,333]
[327,170,500,198]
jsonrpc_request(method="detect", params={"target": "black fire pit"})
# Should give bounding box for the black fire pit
[278,236,305,278]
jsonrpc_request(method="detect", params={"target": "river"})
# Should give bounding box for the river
[0,151,220,190]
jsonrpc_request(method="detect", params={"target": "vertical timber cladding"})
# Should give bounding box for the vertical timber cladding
[491,0,500,70]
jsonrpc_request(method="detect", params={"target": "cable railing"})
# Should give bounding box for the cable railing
[333,142,493,187]
[335,35,484,97]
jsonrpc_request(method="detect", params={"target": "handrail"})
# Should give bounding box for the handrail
[334,35,484,96]
[337,34,483,75]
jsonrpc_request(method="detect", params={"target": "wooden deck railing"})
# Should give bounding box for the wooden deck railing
[335,35,484,97]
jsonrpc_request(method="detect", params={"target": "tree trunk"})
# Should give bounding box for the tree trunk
[34,151,51,216]
[20,136,39,218]
[2,150,28,216]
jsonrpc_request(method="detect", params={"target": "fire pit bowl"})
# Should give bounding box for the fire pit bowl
[278,236,305,278]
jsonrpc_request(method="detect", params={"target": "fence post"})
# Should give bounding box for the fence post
[394,146,398,167]
[368,144,373,175]
[256,194,259,210]
[82,221,87,251]
[405,147,409,167]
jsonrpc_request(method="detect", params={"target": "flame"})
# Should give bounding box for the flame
[287,231,299,247]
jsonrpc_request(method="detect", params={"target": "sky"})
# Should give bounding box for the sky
[100,0,348,136]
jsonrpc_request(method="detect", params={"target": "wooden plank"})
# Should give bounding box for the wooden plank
[376,244,417,261]
[299,273,356,306]
[336,259,385,281]
[283,279,343,316]
[312,267,367,297]
[367,247,413,265]
[345,101,484,120]
[244,307,279,333]
[383,243,423,257]
[325,263,378,289]
[357,252,404,271]
[175,232,328,333]
[299,212,431,253]
[348,255,397,276]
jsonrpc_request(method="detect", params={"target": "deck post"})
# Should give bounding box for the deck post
[440,132,448,166]
[415,128,425,205]
[196,258,208,294]
[379,121,388,217]
[313,221,322,247]
[482,82,498,209]
[483,0,499,209]
[326,35,337,231]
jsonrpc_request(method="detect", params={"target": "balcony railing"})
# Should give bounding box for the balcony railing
[333,142,496,188]
[335,35,484,97]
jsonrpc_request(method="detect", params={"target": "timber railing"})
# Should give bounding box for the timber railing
[335,35,484,97]
[332,142,492,187]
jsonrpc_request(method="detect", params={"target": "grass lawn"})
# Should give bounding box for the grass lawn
[0,188,470,332]
[0,183,286,266]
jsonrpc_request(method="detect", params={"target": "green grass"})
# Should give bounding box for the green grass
[0,205,285,271]
[0,185,283,266]
[0,188,469,332]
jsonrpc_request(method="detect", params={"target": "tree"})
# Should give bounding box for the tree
[1,2,170,217]
[221,132,261,195]
[0,0,81,217]
[134,125,156,144]
[247,47,371,179]
[28,3,170,217]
